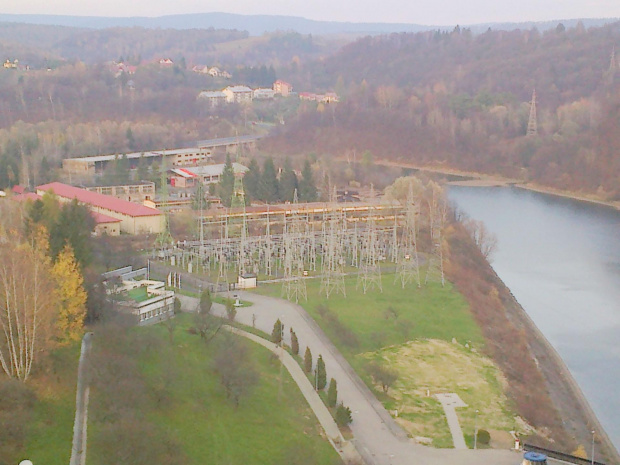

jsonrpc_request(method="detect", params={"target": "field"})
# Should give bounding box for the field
[87,314,340,465]
[253,273,523,447]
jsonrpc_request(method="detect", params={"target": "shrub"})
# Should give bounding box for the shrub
[477,429,491,445]
[367,361,398,394]
[335,403,352,428]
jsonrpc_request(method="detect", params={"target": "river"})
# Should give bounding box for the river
[448,185,620,453]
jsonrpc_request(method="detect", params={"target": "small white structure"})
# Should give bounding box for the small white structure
[238,273,257,289]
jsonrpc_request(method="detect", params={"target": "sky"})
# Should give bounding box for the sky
[2,0,620,25]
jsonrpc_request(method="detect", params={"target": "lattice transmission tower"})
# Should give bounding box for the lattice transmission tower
[357,189,383,294]
[282,190,307,303]
[527,89,538,136]
[396,183,421,288]
[320,189,346,298]
[424,188,446,287]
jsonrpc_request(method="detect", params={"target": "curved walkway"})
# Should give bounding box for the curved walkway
[211,291,521,465]
[225,326,361,463]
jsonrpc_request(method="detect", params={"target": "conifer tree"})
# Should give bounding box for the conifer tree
[52,245,87,344]
[327,378,338,407]
[316,354,327,390]
[304,346,312,373]
[271,319,283,345]
[243,158,261,200]
[290,328,299,355]
[279,158,298,202]
[299,159,317,202]
[218,154,235,207]
[260,157,279,203]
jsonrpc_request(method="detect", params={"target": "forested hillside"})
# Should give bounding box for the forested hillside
[265,22,620,199]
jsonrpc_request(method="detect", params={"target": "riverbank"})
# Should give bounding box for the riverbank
[370,158,620,212]
[445,223,619,464]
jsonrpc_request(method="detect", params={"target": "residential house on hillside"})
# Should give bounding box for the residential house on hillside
[3,59,18,69]
[159,58,174,67]
[223,85,253,103]
[273,80,292,96]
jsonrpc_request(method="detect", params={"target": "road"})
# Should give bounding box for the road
[209,291,522,465]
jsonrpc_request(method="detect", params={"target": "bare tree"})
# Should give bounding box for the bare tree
[213,334,258,407]
[464,219,498,261]
[0,237,56,382]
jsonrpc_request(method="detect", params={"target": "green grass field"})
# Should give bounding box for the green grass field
[252,273,521,447]
[87,314,340,465]
[254,274,485,355]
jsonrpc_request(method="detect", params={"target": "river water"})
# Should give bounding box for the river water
[448,186,620,452]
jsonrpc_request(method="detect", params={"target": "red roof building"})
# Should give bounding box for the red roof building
[36,182,164,235]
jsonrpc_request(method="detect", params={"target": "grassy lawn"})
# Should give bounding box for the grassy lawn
[88,314,340,465]
[25,342,81,465]
[127,285,149,302]
[252,273,522,448]
[254,273,484,355]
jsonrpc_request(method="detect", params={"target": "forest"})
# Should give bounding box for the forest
[1,20,619,199]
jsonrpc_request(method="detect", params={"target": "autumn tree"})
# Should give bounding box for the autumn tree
[51,245,87,344]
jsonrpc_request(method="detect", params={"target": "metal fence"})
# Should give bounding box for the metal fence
[523,443,606,465]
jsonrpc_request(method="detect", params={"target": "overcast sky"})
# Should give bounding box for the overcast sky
[2,0,620,25]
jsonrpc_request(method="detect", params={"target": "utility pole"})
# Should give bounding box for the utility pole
[474,409,479,450]
[591,430,595,465]
[527,89,538,136]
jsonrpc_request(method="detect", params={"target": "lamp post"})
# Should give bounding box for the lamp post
[474,409,479,450]
[591,430,595,465]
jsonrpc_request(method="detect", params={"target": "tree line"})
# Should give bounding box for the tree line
[216,154,318,207]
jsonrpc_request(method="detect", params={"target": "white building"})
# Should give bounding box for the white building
[197,90,227,107]
[253,88,275,100]
[169,162,248,188]
[223,85,253,104]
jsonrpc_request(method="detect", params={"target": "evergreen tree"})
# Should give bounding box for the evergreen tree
[150,161,161,188]
[260,157,279,203]
[316,354,327,390]
[218,154,235,207]
[335,403,352,427]
[290,328,299,355]
[271,318,283,345]
[52,245,87,344]
[327,378,338,407]
[136,153,149,181]
[304,346,312,373]
[49,200,95,268]
[243,158,261,201]
[199,288,212,314]
[126,127,136,151]
[114,154,130,184]
[279,158,298,202]
[299,159,317,202]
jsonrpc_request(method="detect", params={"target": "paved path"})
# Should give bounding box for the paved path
[435,393,468,450]
[208,291,521,465]
[70,332,93,465]
[225,326,362,463]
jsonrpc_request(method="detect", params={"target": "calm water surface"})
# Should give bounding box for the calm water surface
[448,186,620,451]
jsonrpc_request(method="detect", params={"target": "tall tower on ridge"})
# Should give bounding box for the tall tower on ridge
[526,89,537,137]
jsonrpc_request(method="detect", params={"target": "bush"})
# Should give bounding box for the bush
[366,361,398,394]
[335,403,352,428]
[477,429,490,445]
[225,299,236,322]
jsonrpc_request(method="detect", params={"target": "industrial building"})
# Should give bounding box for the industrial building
[36,182,165,235]
[169,163,248,188]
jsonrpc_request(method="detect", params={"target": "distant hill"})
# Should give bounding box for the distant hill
[0,12,618,36]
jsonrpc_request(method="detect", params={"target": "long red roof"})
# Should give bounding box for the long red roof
[37,182,162,217]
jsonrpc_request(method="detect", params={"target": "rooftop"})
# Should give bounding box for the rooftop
[37,182,163,217]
